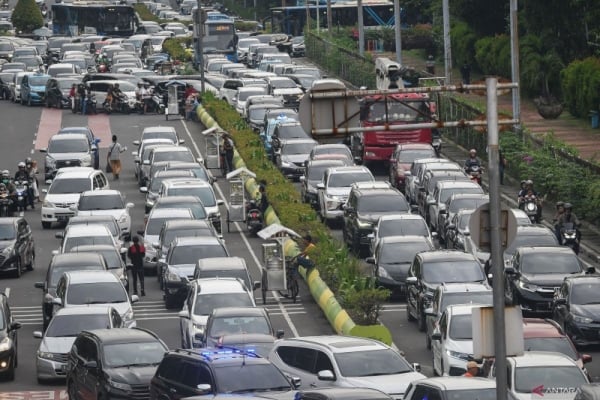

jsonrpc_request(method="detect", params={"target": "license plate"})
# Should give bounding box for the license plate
[60,364,67,372]
[56,215,68,221]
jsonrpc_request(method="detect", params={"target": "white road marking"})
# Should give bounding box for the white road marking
[180,120,301,338]
[4,287,9,298]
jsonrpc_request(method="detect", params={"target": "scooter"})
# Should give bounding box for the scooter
[245,199,263,236]
[561,222,580,254]
[14,180,30,211]
[0,193,13,217]
[522,196,539,223]
[466,165,483,185]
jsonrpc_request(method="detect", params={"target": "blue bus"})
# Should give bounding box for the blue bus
[193,9,237,62]
[51,4,136,37]
[271,1,395,36]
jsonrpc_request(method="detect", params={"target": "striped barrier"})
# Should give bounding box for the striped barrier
[196,105,392,345]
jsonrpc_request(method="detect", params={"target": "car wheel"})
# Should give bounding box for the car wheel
[13,257,21,279]
[26,250,34,271]
[41,221,51,229]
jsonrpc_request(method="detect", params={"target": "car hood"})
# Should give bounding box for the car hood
[357,212,393,223]
[282,154,309,164]
[106,365,158,385]
[39,336,76,355]
[326,187,351,197]
[169,264,195,278]
[272,88,302,96]
[0,239,16,249]
[571,304,600,320]
[47,152,89,160]
[344,371,426,396]
[45,193,82,204]
[381,262,411,277]
[77,209,126,219]
[520,273,574,287]
[446,339,473,356]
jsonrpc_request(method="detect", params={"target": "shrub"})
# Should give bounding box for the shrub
[474,34,510,77]
[163,38,193,62]
[561,57,600,117]
[12,0,43,34]
[450,21,477,66]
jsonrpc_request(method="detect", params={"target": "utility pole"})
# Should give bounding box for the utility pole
[327,0,332,35]
[358,0,364,56]
[195,0,205,93]
[509,0,521,130]
[393,0,401,64]
[442,0,451,84]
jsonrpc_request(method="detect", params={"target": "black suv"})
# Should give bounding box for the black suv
[66,328,168,400]
[150,348,299,400]
[0,217,35,279]
[0,293,21,380]
[505,246,584,316]
[406,250,487,332]
[342,182,411,256]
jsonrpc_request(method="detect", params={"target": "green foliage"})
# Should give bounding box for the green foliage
[12,0,43,34]
[450,21,477,66]
[343,285,390,325]
[561,57,600,117]
[520,35,564,98]
[473,34,510,78]
[163,38,192,62]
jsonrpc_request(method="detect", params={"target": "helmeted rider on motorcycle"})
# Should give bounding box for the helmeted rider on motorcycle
[1,170,15,195]
[557,203,581,250]
[518,179,542,221]
[14,161,34,209]
[464,149,482,172]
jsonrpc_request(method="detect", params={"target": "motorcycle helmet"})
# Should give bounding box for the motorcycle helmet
[564,203,573,210]
[525,179,533,186]
[98,64,107,73]
[1,170,9,178]
[25,157,32,166]
[469,149,477,155]
[17,161,25,168]
[556,201,565,209]
[0,183,5,191]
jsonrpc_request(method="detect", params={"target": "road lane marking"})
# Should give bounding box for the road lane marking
[180,120,301,338]
[0,390,67,399]
[86,114,112,147]
[34,108,62,150]
[4,287,9,298]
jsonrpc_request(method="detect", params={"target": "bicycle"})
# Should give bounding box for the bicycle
[278,257,299,303]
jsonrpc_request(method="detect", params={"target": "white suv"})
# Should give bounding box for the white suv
[317,166,374,224]
[56,224,119,254]
[404,377,501,400]
[73,190,134,235]
[41,169,109,229]
[39,134,93,181]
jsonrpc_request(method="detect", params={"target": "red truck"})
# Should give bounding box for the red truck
[350,92,436,164]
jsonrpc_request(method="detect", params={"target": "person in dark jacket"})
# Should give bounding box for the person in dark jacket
[127,236,145,296]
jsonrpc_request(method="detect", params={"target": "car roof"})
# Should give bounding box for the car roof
[64,270,119,284]
[53,169,97,179]
[148,208,193,218]
[68,215,118,224]
[79,189,122,197]
[306,159,346,168]
[418,250,478,262]
[196,257,246,270]
[509,351,580,367]
[83,327,159,344]
[210,307,266,317]
[327,166,371,174]
[163,219,212,229]
[379,214,425,222]
[436,180,482,189]
[155,195,203,204]
[51,252,106,266]
[194,277,248,293]
[164,179,211,188]
[65,224,111,237]
[438,282,491,294]
[396,143,436,150]
[151,145,188,153]
[516,246,575,255]
[53,306,114,317]
[379,235,432,245]
[281,335,388,353]
[411,377,496,390]
[446,303,485,315]
[172,236,222,246]
[71,244,120,253]
[143,126,177,133]
[522,318,565,338]
[49,133,88,142]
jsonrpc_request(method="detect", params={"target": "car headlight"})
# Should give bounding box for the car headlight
[357,219,372,229]
[167,270,180,281]
[108,379,132,391]
[0,337,12,352]
[378,267,392,279]
[447,350,470,360]
[81,154,92,166]
[37,350,54,360]
[572,314,593,324]
[518,280,539,292]
[46,156,56,168]
[123,309,134,322]
[3,246,13,254]
[280,159,292,167]
[193,323,205,335]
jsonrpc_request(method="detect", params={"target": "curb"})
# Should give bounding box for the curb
[196,104,392,345]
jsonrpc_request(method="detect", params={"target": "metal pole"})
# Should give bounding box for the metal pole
[327,0,332,35]
[509,0,521,129]
[394,0,401,64]
[316,1,320,33]
[358,0,364,56]
[442,0,451,84]
[254,0,257,24]
[305,1,309,33]
[487,77,508,400]
[196,1,205,93]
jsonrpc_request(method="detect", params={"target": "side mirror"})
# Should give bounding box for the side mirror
[554,298,567,306]
[505,267,516,275]
[34,282,44,289]
[412,363,422,373]
[152,242,160,249]
[179,139,186,145]
[52,297,62,306]
[139,187,148,193]
[33,330,43,339]
[39,148,47,153]
[84,360,97,369]
[142,160,150,165]
[253,281,261,290]
[290,377,302,389]
[178,310,189,319]
[217,200,225,206]
[133,140,140,146]
[126,202,134,208]
[130,295,139,303]
[447,224,456,230]
[276,329,284,339]
[137,230,145,236]
[426,197,436,205]
[299,176,305,182]
[316,183,325,190]
[317,370,335,381]
[9,322,21,331]
[196,384,211,394]
[583,354,592,364]
[431,332,442,341]
[54,231,64,239]
[365,257,375,265]
[406,276,418,285]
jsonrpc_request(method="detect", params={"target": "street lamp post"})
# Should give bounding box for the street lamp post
[394,0,401,64]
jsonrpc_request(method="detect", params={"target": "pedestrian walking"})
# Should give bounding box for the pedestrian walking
[222,132,234,173]
[127,236,145,296]
[426,55,435,75]
[460,62,471,85]
[107,135,127,180]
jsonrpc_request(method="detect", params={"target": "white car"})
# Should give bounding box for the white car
[268,335,425,398]
[55,224,119,254]
[431,304,484,377]
[317,166,374,223]
[53,271,137,328]
[73,190,134,235]
[41,168,109,229]
[488,351,590,400]
[39,134,94,181]
[234,86,268,117]
[404,377,504,400]
[368,213,433,256]
[178,278,256,349]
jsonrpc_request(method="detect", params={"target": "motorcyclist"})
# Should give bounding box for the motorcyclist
[0,183,11,216]
[553,201,565,243]
[464,149,482,172]
[111,83,125,110]
[25,158,39,203]
[14,161,34,209]
[1,170,15,194]
[518,179,542,221]
[557,203,581,251]
[258,180,269,214]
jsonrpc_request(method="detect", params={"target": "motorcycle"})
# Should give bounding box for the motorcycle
[14,180,30,211]
[245,199,263,236]
[149,92,165,114]
[85,94,97,114]
[522,196,540,223]
[0,193,13,217]
[104,96,132,114]
[466,165,483,185]
[561,222,580,254]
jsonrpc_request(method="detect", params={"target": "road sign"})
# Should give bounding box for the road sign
[468,202,517,252]
[298,79,360,139]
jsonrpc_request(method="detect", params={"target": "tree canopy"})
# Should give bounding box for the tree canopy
[12,0,43,34]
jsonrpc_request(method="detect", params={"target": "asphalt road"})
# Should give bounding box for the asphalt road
[2,98,600,398]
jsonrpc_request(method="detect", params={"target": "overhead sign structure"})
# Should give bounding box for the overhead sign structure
[472,306,524,359]
[468,202,518,253]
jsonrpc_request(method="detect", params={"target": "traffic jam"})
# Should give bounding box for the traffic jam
[0,0,597,399]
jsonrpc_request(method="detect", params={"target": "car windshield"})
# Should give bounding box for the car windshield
[444,389,497,400]
[79,195,124,210]
[524,337,578,360]
[193,293,253,316]
[67,282,128,305]
[570,282,600,305]
[449,198,487,213]
[282,142,315,155]
[328,172,373,188]
[46,314,110,337]
[379,241,432,264]
[520,253,581,274]
[0,43,12,50]
[154,202,206,219]
[458,212,474,230]
[307,165,331,181]
[214,364,291,393]
[93,249,122,270]
[440,187,483,203]
[147,216,180,236]
[210,316,270,337]
[58,79,80,90]
[153,151,194,163]
[64,236,113,251]
[271,79,297,89]
[143,131,177,142]
[504,233,558,256]
[50,264,104,287]
[48,139,89,153]
[379,219,428,238]
[441,292,493,313]
[449,314,474,340]
[334,349,412,377]
[49,178,91,194]
[514,366,587,393]
[103,341,166,367]
[167,187,216,207]
[29,76,49,86]
[399,149,436,163]
[358,195,410,213]
[238,89,265,101]
[276,125,306,139]
[196,270,250,290]
[0,224,15,240]
[169,244,227,264]
[367,100,431,123]
[422,261,485,284]
[163,228,213,246]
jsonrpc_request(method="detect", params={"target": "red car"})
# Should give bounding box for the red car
[388,143,437,193]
